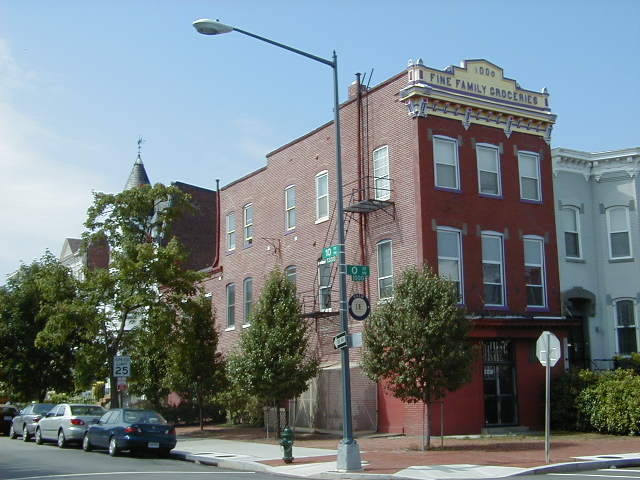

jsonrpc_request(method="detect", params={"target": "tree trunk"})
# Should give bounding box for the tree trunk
[276,401,281,438]
[109,376,119,408]
[422,399,432,451]
[198,388,203,431]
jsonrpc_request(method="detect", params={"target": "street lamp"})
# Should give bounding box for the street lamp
[193,19,362,472]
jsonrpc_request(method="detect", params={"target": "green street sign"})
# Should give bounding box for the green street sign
[347,265,370,281]
[322,245,340,262]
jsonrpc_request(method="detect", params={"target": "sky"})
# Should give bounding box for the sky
[1,0,638,281]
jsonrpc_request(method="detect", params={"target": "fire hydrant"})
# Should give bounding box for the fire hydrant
[280,426,294,464]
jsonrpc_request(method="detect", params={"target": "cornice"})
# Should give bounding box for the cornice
[552,147,640,182]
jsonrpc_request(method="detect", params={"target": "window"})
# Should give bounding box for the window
[482,233,505,306]
[377,240,394,299]
[437,228,463,303]
[476,144,501,196]
[226,283,235,328]
[243,278,253,326]
[518,151,541,201]
[615,299,637,354]
[316,171,329,222]
[433,136,459,190]
[243,204,253,246]
[524,236,546,308]
[226,213,236,251]
[285,185,296,230]
[285,265,297,286]
[373,145,390,201]
[562,207,581,258]
[318,262,332,311]
[607,206,632,259]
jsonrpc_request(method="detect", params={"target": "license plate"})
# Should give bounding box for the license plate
[3,416,12,421]
[148,442,159,449]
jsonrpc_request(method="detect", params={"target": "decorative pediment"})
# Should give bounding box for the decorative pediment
[401,59,556,139]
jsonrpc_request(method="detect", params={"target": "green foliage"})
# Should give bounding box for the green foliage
[228,269,319,409]
[361,265,474,449]
[36,184,204,406]
[157,401,225,425]
[362,265,474,404]
[0,252,79,401]
[551,369,598,431]
[215,377,264,426]
[46,391,88,404]
[614,353,640,373]
[163,293,226,429]
[129,304,173,409]
[92,382,106,401]
[577,369,640,435]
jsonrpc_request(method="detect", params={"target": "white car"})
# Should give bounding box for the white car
[35,403,105,448]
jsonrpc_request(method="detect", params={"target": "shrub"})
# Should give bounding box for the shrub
[551,369,598,431]
[158,400,225,425]
[614,353,640,373]
[577,369,640,435]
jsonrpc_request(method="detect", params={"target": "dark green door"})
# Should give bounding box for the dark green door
[483,340,518,426]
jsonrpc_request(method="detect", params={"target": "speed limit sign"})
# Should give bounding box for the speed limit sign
[113,356,131,377]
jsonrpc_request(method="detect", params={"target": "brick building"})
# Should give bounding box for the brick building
[203,59,570,435]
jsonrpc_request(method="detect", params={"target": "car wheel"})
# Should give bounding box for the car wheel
[22,425,30,442]
[57,430,67,448]
[108,437,120,457]
[82,433,92,452]
[8,424,17,439]
[35,428,43,445]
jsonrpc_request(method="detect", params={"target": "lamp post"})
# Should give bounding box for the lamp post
[193,19,362,472]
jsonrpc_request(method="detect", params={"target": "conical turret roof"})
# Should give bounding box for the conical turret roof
[124,154,151,190]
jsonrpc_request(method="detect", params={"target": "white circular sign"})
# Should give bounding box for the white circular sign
[348,294,370,321]
[536,331,561,367]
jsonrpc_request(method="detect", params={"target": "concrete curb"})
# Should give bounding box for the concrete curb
[172,450,640,479]
[514,457,640,476]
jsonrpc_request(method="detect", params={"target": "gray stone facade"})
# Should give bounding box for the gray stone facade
[553,147,640,369]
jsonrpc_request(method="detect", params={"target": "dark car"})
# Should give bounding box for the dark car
[82,408,176,457]
[10,403,55,441]
[1,405,19,435]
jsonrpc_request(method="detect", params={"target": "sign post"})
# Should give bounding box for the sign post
[113,356,131,408]
[536,331,560,464]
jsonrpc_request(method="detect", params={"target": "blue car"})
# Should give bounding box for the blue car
[82,408,176,457]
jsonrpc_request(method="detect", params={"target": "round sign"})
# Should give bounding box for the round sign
[348,294,370,321]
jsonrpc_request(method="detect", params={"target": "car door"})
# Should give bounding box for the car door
[15,405,32,433]
[52,405,67,438]
[41,405,61,439]
[92,411,114,448]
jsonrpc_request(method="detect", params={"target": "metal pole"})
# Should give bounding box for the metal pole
[545,333,551,464]
[332,51,362,472]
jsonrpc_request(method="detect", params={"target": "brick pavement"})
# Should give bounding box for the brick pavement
[175,425,640,474]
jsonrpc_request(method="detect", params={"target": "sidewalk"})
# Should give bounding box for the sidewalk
[170,425,640,479]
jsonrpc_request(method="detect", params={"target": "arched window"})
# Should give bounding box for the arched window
[607,206,632,259]
[437,227,463,303]
[226,283,236,329]
[243,278,253,326]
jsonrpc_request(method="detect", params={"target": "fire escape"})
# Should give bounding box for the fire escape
[300,73,395,320]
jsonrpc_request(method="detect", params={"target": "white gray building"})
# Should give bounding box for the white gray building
[553,147,640,369]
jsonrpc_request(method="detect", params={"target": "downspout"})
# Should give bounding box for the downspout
[212,178,221,269]
[356,74,367,297]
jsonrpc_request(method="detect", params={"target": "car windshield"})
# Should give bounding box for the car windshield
[33,404,55,414]
[123,410,167,424]
[71,406,105,416]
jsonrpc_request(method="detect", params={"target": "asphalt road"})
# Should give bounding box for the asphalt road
[0,436,277,480]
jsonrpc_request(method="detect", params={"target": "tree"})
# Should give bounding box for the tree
[164,293,226,430]
[361,265,475,450]
[128,303,173,409]
[37,184,203,406]
[0,252,78,401]
[227,269,319,431]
